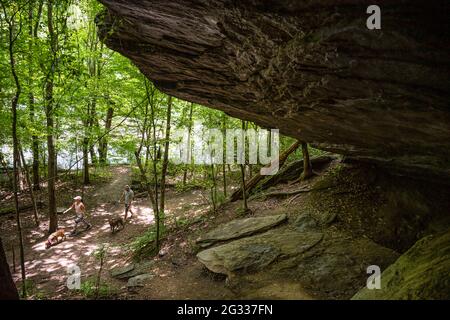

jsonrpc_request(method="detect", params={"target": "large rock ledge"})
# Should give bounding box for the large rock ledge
[97,0,450,181]
[196,213,287,248]
[196,228,324,276]
[352,229,450,300]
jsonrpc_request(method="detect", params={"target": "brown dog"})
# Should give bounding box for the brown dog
[45,229,66,249]
[109,217,124,233]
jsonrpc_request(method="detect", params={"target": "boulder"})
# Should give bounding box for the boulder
[352,230,450,300]
[196,214,287,247]
[197,228,323,275]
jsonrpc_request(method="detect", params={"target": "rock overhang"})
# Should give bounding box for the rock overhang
[96,0,450,181]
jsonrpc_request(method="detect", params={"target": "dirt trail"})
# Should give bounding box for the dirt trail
[3,166,228,299]
[4,167,135,297]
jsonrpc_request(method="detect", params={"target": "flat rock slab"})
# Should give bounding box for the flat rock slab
[197,228,323,275]
[127,274,154,288]
[111,261,155,280]
[110,264,135,278]
[196,214,287,248]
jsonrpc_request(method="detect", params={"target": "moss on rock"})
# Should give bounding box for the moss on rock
[352,230,450,300]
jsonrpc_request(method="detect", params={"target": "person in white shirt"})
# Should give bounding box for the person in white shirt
[63,196,92,235]
[119,185,134,220]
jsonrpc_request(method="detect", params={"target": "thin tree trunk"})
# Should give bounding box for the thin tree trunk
[222,113,227,197]
[28,2,40,190]
[300,141,314,180]
[98,106,114,165]
[143,80,162,251]
[46,0,58,233]
[135,152,160,250]
[210,163,217,213]
[183,102,193,186]
[240,163,248,212]
[94,249,105,299]
[159,96,172,214]
[11,243,16,273]
[75,136,80,185]
[83,102,91,184]
[82,136,90,184]
[19,145,39,226]
[240,121,249,213]
[3,5,27,295]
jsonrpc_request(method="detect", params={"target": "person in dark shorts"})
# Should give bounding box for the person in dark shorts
[119,185,134,220]
[63,196,92,235]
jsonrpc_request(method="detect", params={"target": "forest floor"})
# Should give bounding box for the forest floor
[1,164,315,299]
[1,166,231,299]
[2,161,449,300]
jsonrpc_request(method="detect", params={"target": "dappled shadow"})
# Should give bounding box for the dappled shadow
[2,166,210,298]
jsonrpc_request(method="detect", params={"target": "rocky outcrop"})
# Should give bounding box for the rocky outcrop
[234,231,400,299]
[196,221,399,298]
[97,0,450,180]
[196,213,287,247]
[352,230,450,300]
[197,227,324,276]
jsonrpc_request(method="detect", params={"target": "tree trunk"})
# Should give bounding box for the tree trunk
[159,96,172,214]
[46,0,58,233]
[90,146,97,166]
[4,7,27,296]
[98,106,114,165]
[143,80,162,251]
[222,113,227,197]
[82,136,90,185]
[230,140,301,202]
[134,152,160,250]
[240,120,250,213]
[28,2,40,191]
[0,238,19,300]
[19,145,39,226]
[210,163,217,213]
[182,102,193,186]
[240,163,248,211]
[300,141,314,180]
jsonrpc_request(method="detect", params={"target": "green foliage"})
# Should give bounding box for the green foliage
[78,279,115,299]
[130,224,167,259]
[93,243,108,260]
[20,279,35,298]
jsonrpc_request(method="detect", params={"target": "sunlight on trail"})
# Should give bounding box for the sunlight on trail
[5,165,216,298]
[131,206,155,225]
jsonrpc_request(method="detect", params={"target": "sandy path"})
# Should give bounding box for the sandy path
[6,167,153,298]
[3,165,219,299]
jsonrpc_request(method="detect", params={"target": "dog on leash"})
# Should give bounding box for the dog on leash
[45,229,66,249]
[109,217,124,233]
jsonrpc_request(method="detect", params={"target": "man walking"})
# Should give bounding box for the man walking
[119,185,134,220]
